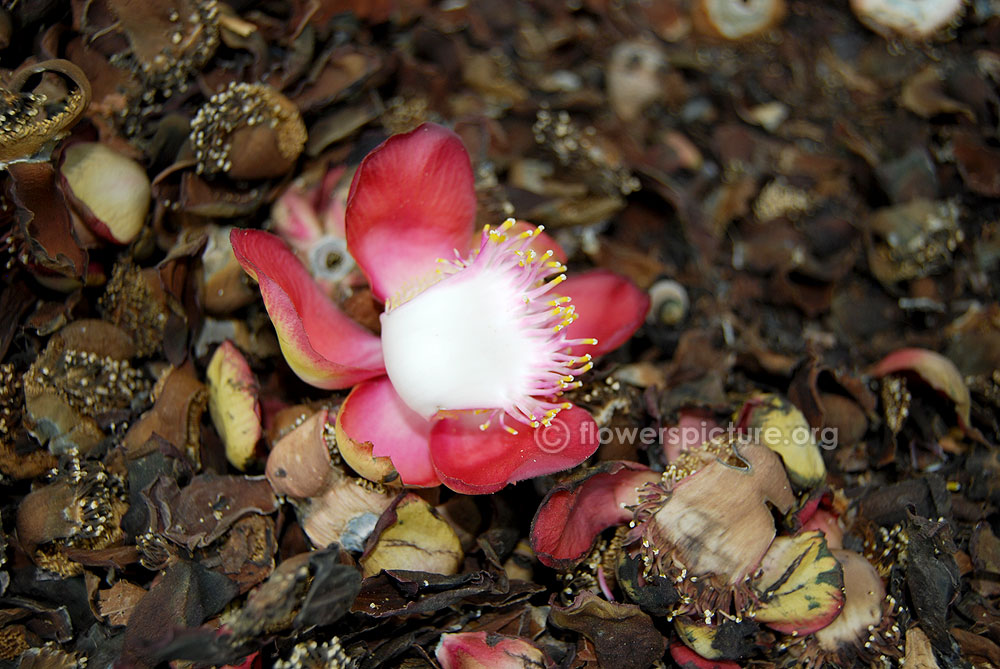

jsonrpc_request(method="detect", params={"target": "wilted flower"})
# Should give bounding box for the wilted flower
[232,123,649,493]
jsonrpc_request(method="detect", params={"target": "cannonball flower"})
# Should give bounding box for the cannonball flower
[231,123,649,493]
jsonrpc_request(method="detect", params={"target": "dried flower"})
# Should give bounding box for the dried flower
[232,123,649,493]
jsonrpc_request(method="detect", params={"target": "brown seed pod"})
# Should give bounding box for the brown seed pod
[1,59,91,164]
[190,82,307,180]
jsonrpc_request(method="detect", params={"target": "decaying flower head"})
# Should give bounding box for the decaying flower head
[232,123,649,493]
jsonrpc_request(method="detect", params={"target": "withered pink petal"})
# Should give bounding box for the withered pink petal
[436,631,548,669]
[531,461,659,569]
[429,405,600,495]
[670,642,742,669]
[230,229,384,389]
[337,377,440,487]
[346,123,476,302]
[559,269,650,358]
[870,347,974,431]
[271,187,324,255]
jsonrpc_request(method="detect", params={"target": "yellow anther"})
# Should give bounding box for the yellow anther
[547,296,571,306]
[550,274,567,286]
[500,218,516,231]
[583,338,598,345]
[561,402,572,409]
[561,375,575,382]
[579,361,594,373]
[531,421,540,428]
[505,425,519,435]
[479,419,491,431]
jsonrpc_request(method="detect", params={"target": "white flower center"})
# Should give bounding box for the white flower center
[380,219,596,431]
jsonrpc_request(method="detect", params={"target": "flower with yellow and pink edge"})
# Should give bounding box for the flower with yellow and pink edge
[231,123,649,493]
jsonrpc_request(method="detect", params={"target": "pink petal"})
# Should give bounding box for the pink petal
[337,377,440,487]
[230,229,384,389]
[345,123,476,302]
[530,461,659,569]
[429,405,600,495]
[436,632,548,669]
[559,269,649,358]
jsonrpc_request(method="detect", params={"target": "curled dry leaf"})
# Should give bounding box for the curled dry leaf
[359,493,463,577]
[549,591,667,669]
[124,364,207,461]
[207,340,262,471]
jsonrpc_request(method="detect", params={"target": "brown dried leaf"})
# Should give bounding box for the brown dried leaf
[97,580,146,627]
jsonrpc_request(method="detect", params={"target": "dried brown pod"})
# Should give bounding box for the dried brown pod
[189,82,307,180]
[266,409,336,499]
[692,0,786,40]
[124,365,207,461]
[1,59,91,164]
[60,142,151,245]
[16,455,127,575]
[77,0,220,95]
[197,225,257,315]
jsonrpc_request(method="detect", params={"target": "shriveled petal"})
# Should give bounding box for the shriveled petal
[270,187,323,256]
[429,405,599,494]
[230,229,384,389]
[559,269,649,358]
[345,123,476,302]
[531,461,660,569]
[336,377,440,487]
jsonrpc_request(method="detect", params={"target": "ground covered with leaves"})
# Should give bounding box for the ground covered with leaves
[1,1,1000,667]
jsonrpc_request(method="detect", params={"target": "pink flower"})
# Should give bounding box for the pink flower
[231,123,649,493]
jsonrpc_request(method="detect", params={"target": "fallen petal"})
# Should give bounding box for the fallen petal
[531,461,660,569]
[436,631,548,669]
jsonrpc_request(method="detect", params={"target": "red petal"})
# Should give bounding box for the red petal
[337,377,440,487]
[429,406,600,494]
[345,123,476,302]
[559,269,649,358]
[230,229,384,389]
[436,632,548,669]
[530,461,659,569]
